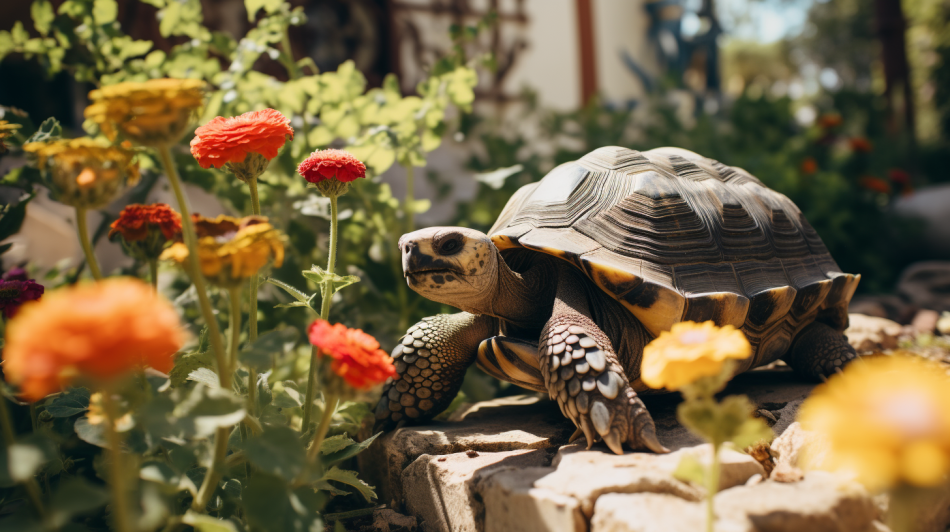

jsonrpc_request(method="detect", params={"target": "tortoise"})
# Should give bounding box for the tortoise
[373,146,860,454]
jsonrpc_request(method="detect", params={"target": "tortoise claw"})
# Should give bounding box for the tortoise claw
[635,422,669,454]
[604,429,625,455]
[568,427,584,443]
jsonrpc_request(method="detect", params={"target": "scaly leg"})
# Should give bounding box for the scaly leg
[783,321,858,379]
[476,336,546,393]
[373,312,496,432]
[540,269,667,454]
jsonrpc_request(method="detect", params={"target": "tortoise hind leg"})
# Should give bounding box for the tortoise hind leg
[782,321,858,380]
[540,267,667,455]
[373,312,497,432]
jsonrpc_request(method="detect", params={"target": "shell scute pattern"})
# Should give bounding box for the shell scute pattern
[488,146,858,364]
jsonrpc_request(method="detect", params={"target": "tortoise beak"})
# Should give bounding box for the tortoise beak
[400,238,457,277]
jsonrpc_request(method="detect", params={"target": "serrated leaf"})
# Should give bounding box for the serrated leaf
[319,467,377,502]
[31,0,55,36]
[24,117,61,143]
[319,434,355,455]
[240,328,299,372]
[187,367,221,389]
[46,387,90,417]
[74,417,108,449]
[240,426,306,481]
[174,385,246,438]
[321,432,381,466]
[182,511,238,532]
[265,277,317,313]
[271,381,303,409]
[170,350,215,388]
[302,266,360,298]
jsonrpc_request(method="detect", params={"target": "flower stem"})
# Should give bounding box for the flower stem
[157,145,230,389]
[706,442,721,532]
[887,486,917,532]
[303,195,339,429]
[247,176,261,343]
[0,398,46,519]
[191,425,229,512]
[148,259,159,291]
[307,394,338,463]
[100,392,132,532]
[228,287,243,374]
[75,207,103,280]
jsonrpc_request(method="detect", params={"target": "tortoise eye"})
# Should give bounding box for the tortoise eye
[438,236,463,255]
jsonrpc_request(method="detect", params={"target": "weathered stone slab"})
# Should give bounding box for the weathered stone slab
[479,468,586,532]
[591,493,704,532]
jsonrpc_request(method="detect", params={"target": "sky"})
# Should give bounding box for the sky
[710,0,817,43]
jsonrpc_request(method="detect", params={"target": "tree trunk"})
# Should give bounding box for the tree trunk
[874,0,916,142]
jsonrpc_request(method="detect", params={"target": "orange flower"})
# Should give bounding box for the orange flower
[800,157,818,175]
[308,319,396,390]
[190,109,293,181]
[297,149,366,197]
[888,168,910,186]
[849,137,872,153]
[109,203,183,261]
[818,113,842,129]
[860,176,892,194]
[2,278,185,401]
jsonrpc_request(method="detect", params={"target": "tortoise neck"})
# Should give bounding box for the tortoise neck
[483,253,556,328]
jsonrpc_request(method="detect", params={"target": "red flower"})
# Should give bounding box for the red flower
[849,137,873,153]
[190,108,294,169]
[0,269,44,319]
[109,203,182,242]
[818,113,843,129]
[860,176,892,194]
[297,149,367,184]
[800,157,818,175]
[308,319,396,390]
[888,168,911,186]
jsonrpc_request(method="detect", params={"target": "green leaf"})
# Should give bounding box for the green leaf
[0,192,35,242]
[240,426,307,482]
[140,460,198,496]
[46,387,90,417]
[319,467,377,502]
[31,0,55,36]
[302,266,360,298]
[244,475,324,532]
[244,0,283,21]
[319,434,356,455]
[271,381,303,409]
[240,328,299,372]
[320,432,381,466]
[7,438,55,482]
[174,385,246,438]
[182,511,238,532]
[74,417,108,448]
[92,0,118,25]
[672,453,706,485]
[170,349,216,388]
[265,277,317,313]
[48,477,109,527]
[24,117,61,143]
[187,367,221,389]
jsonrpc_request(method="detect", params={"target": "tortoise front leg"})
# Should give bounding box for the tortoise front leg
[540,270,667,454]
[373,312,497,432]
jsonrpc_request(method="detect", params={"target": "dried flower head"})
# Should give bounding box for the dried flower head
[23,138,139,209]
[308,319,397,390]
[799,356,950,491]
[2,278,185,401]
[640,321,752,391]
[297,149,366,197]
[191,108,293,182]
[0,269,44,319]
[109,203,183,261]
[0,120,22,153]
[84,79,206,146]
[160,214,284,287]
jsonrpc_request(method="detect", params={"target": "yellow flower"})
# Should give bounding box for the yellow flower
[23,138,139,209]
[640,321,752,391]
[160,214,285,287]
[798,356,950,492]
[84,78,206,146]
[0,120,22,153]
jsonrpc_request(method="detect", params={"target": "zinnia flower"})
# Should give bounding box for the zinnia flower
[798,356,950,491]
[190,108,294,182]
[297,149,367,197]
[888,168,910,186]
[84,78,206,146]
[859,176,892,195]
[817,113,843,129]
[23,138,139,209]
[308,319,397,390]
[640,321,752,391]
[109,203,183,261]
[848,137,872,153]
[800,157,818,175]
[0,120,22,153]
[2,278,185,401]
[160,214,284,287]
[0,269,44,319]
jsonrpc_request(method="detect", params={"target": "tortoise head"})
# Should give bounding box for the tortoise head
[399,227,499,312]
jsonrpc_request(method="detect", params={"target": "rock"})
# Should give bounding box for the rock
[402,449,548,532]
[479,468,586,532]
[849,295,916,323]
[769,462,804,483]
[591,493,705,532]
[365,509,418,532]
[845,314,904,352]
[770,422,827,469]
[894,185,950,258]
[911,309,940,334]
[897,261,950,313]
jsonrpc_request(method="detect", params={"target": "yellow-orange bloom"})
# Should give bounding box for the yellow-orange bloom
[84,79,206,146]
[2,278,185,401]
[640,321,752,391]
[160,214,284,287]
[23,138,139,209]
[798,356,950,491]
[0,120,22,153]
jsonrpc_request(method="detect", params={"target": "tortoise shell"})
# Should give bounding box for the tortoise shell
[489,146,860,371]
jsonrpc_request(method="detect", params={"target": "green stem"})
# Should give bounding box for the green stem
[75,207,103,280]
[303,196,339,429]
[0,399,46,519]
[248,176,261,344]
[191,425,229,512]
[306,394,338,463]
[887,486,917,532]
[101,392,132,532]
[706,442,721,532]
[157,145,230,390]
[148,259,159,291]
[228,287,243,374]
